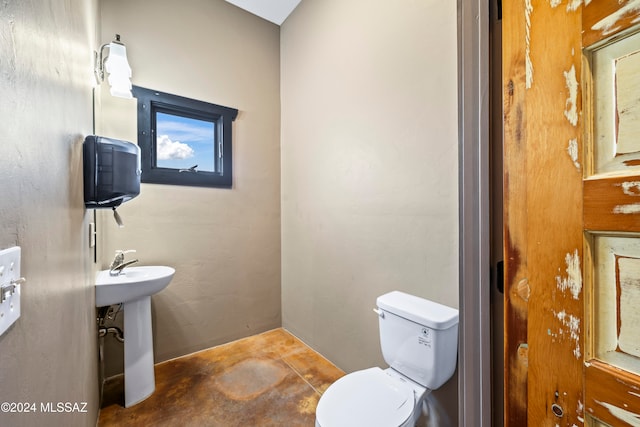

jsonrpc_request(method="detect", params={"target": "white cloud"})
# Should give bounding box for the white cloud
[157,135,195,160]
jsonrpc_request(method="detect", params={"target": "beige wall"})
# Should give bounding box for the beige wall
[0,1,100,426]
[98,0,282,375]
[281,0,459,421]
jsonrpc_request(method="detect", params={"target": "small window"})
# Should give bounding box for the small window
[132,86,238,188]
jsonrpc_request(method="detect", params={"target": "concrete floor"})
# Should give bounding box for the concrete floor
[98,328,345,426]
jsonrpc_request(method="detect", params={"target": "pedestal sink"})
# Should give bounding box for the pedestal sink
[95,266,175,407]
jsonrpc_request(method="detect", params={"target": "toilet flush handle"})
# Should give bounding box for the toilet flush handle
[373,308,385,318]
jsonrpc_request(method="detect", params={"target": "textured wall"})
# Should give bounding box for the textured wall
[98,0,281,376]
[281,0,459,421]
[0,0,99,426]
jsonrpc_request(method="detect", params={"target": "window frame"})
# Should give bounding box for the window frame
[132,85,238,188]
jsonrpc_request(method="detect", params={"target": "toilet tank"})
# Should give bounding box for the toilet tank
[376,291,459,389]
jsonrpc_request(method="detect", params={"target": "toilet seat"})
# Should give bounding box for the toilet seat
[315,367,416,427]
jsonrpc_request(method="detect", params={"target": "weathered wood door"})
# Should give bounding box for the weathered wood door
[504,1,640,425]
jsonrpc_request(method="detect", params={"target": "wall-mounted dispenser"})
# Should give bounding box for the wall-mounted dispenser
[83,135,141,226]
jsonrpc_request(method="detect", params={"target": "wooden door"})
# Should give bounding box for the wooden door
[504,1,640,425]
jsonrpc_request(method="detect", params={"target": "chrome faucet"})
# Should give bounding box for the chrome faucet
[109,250,139,276]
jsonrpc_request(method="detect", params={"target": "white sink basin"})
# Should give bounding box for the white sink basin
[95,266,175,307]
[95,265,175,407]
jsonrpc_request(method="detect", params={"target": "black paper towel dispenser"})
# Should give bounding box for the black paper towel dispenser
[83,135,141,209]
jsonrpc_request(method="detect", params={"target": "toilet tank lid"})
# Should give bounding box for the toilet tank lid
[377,291,459,330]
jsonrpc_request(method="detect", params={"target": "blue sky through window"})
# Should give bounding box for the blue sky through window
[156,112,216,172]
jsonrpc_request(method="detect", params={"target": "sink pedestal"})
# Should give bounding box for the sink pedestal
[95,265,175,407]
[123,296,155,407]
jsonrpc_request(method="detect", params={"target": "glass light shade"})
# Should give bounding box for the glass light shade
[108,73,133,99]
[104,43,133,99]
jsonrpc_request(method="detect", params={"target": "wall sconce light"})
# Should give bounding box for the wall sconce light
[95,34,133,99]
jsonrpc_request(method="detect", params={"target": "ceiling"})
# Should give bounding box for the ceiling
[224,0,302,25]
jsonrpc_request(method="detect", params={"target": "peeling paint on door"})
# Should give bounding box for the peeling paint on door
[567,138,580,170]
[595,400,640,426]
[610,181,640,214]
[613,203,640,214]
[591,0,640,37]
[556,249,582,299]
[566,0,582,12]
[577,399,584,423]
[621,181,640,196]
[555,309,581,359]
[564,65,579,126]
[548,0,584,11]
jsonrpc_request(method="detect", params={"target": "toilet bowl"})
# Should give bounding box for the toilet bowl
[315,291,459,427]
[315,367,427,427]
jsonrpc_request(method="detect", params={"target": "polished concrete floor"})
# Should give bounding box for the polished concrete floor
[98,328,345,426]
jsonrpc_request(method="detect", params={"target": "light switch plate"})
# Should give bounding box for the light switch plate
[0,246,21,336]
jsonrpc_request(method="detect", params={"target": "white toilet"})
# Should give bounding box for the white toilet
[315,291,459,427]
